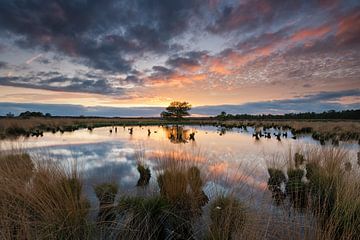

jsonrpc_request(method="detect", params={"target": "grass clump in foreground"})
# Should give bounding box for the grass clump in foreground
[117,196,171,239]
[267,148,360,240]
[208,196,246,240]
[0,152,92,239]
[94,182,119,226]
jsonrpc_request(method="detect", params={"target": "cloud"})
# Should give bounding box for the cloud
[0,75,125,95]
[336,9,360,45]
[290,25,332,42]
[25,54,43,65]
[0,102,163,117]
[166,57,200,71]
[0,0,359,101]
[195,89,360,115]
[0,61,7,69]
[0,0,205,73]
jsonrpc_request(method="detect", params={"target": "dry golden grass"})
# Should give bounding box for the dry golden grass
[0,152,92,239]
[264,146,360,240]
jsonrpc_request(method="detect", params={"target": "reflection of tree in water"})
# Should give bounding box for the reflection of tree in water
[163,125,194,143]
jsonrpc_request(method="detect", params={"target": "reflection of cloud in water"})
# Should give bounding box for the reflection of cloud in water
[29,142,140,189]
[15,125,359,209]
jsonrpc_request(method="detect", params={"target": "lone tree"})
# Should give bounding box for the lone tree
[161,101,191,120]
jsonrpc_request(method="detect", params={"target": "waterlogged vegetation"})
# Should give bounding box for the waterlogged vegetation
[1,144,359,239]
[0,108,359,239]
[1,109,359,145]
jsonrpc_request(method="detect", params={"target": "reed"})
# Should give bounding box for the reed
[0,151,92,239]
[0,145,359,239]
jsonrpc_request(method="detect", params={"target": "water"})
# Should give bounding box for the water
[1,125,359,204]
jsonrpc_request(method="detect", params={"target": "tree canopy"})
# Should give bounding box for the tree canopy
[18,111,52,118]
[161,101,191,120]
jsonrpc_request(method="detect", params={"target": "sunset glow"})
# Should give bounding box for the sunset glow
[0,0,359,116]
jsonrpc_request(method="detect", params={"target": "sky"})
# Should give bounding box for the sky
[0,0,359,116]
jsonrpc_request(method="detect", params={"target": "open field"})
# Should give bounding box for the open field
[1,117,359,143]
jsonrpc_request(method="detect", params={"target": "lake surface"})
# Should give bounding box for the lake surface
[1,125,359,207]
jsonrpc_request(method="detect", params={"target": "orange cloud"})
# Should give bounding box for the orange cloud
[148,71,206,87]
[336,11,360,44]
[208,58,231,75]
[290,25,332,42]
[225,43,276,68]
[181,64,202,72]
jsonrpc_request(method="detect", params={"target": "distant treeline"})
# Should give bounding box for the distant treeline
[216,109,360,120]
[3,109,360,120]
[5,111,52,118]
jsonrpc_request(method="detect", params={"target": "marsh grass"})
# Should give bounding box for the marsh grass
[1,145,359,239]
[208,195,246,240]
[1,117,359,144]
[94,182,119,228]
[266,146,360,240]
[0,151,93,239]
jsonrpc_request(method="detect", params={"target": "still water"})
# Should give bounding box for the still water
[1,125,359,205]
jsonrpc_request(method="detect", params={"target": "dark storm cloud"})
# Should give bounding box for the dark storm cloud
[0,0,204,73]
[0,75,123,95]
[123,75,143,85]
[165,50,209,69]
[149,66,176,80]
[166,57,200,68]
[207,0,300,34]
[0,61,8,69]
